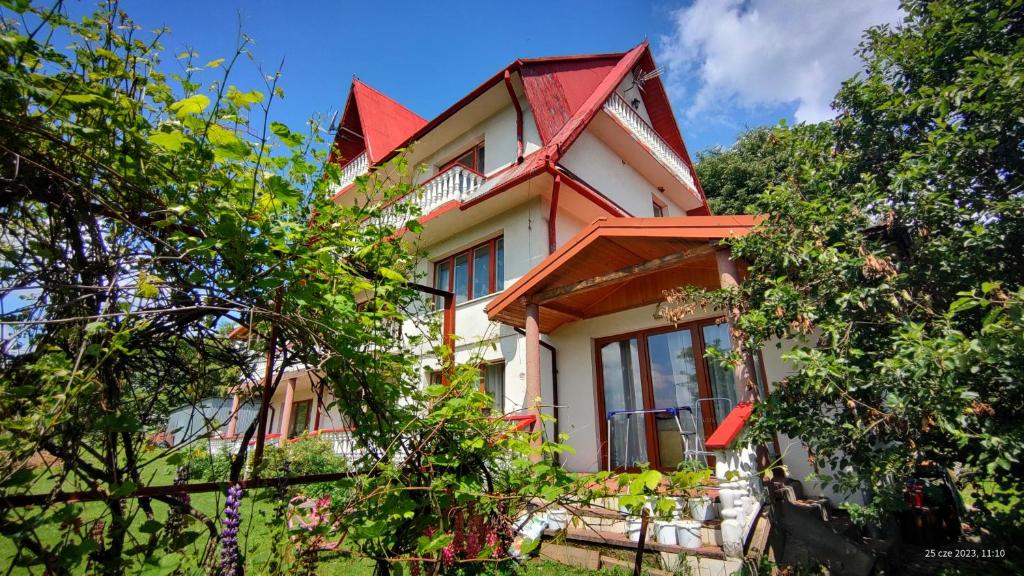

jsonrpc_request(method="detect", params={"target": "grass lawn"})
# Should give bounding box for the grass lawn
[1,456,610,575]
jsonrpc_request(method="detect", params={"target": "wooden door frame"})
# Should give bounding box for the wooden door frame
[594,317,728,472]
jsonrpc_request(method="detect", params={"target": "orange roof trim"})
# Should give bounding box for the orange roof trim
[484,215,761,327]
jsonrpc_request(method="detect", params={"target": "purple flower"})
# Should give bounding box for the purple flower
[219,483,244,576]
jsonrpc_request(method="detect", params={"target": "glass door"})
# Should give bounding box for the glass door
[646,328,703,470]
[599,338,648,469]
[597,319,745,471]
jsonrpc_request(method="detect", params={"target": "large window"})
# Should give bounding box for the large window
[434,237,503,305]
[440,142,485,173]
[596,319,765,470]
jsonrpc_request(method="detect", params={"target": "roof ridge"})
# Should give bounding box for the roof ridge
[351,78,427,123]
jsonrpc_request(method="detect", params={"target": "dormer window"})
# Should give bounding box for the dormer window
[440,142,485,173]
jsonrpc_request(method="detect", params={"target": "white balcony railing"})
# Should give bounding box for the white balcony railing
[378,164,485,229]
[603,94,696,191]
[336,151,369,193]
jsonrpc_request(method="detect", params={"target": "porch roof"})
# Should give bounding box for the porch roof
[484,215,760,333]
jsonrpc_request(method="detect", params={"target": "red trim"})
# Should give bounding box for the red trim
[504,70,524,163]
[309,427,356,435]
[548,174,561,254]
[484,215,760,323]
[502,414,537,432]
[552,167,631,217]
[546,42,649,164]
[704,402,754,450]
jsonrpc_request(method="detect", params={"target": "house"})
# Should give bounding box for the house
[215,42,852,559]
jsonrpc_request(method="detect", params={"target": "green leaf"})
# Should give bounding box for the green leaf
[378,267,405,283]
[169,94,210,118]
[270,121,302,148]
[63,93,109,104]
[205,58,224,68]
[227,86,264,108]
[149,130,189,151]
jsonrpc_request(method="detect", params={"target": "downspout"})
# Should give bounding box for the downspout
[548,172,561,254]
[503,70,524,164]
[515,326,560,463]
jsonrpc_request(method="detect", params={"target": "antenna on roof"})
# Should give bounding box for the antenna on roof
[625,67,663,95]
[327,110,339,133]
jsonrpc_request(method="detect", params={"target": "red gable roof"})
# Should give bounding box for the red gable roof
[332,79,426,166]
[520,55,622,144]
[333,42,709,213]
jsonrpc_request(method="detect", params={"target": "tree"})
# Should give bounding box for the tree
[664,0,1024,542]
[0,3,587,574]
[696,123,832,215]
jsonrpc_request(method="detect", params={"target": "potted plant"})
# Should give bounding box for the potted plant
[669,460,715,522]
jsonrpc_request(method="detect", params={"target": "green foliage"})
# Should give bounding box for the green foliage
[695,123,833,215]
[666,0,1024,545]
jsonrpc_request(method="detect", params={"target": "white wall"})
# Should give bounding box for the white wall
[560,130,662,217]
[415,101,538,183]
[403,197,551,414]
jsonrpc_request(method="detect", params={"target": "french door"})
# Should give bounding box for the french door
[596,319,740,471]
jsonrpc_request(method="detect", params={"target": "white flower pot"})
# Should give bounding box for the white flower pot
[546,507,569,531]
[688,496,715,521]
[676,519,702,549]
[655,520,677,545]
[626,518,644,542]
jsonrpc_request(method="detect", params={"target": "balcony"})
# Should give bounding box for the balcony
[336,151,369,192]
[378,164,486,228]
[602,94,696,192]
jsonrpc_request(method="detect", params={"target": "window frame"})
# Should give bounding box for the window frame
[438,141,486,174]
[433,236,503,305]
[652,197,666,217]
[286,399,313,439]
[594,318,767,471]
[480,361,506,413]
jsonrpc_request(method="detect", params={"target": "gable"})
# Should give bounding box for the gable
[520,57,621,144]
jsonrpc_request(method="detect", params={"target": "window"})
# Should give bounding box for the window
[440,142,485,173]
[482,362,505,413]
[287,400,312,438]
[652,199,666,217]
[597,318,757,470]
[433,236,503,306]
[428,362,505,413]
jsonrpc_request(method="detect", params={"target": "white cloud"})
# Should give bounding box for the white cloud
[658,0,903,123]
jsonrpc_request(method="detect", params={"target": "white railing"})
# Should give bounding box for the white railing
[207,429,363,461]
[315,429,364,461]
[336,151,369,193]
[603,94,696,191]
[378,164,486,229]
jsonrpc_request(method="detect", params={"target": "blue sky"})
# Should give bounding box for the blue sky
[71,0,902,153]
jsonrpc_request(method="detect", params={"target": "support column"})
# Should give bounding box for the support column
[715,248,758,403]
[525,303,542,459]
[226,392,240,438]
[278,378,297,443]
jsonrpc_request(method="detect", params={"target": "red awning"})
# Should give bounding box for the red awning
[485,216,760,333]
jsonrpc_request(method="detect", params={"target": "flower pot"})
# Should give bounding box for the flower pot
[688,496,715,521]
[676,519,702,549]
[655,520,677,545]
[546,507,569,531]
[626,518,644,542]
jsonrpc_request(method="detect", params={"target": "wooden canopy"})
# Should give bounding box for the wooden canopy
[485,216,759,333]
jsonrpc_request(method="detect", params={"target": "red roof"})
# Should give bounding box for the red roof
[333,42,710,213]
[520,56,622,144]
[332,79,426,166]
